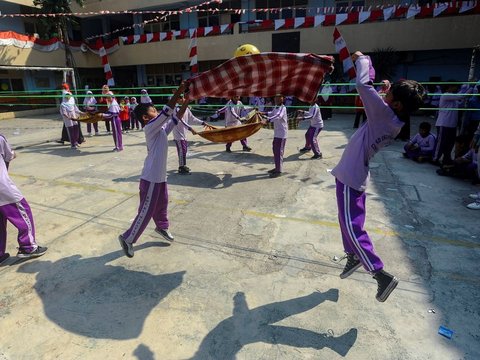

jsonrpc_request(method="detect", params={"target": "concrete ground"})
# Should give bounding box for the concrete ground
[0,112,478,360]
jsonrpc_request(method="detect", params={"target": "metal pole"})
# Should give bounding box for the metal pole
[467,45,479,82]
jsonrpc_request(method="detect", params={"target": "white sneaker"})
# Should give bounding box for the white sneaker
[466,201,480,210]
[88,133,93,137]
[468,193,480,200]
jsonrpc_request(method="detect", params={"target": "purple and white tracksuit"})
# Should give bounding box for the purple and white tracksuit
[217,100,248,150]
[83,94,98,134]
[301,104,324,156]
[331,56,404,274]
[0,135,38,256]
[267,105,288,172]
[173,107,204,167]
[121,106,176,244]
[60,96,81,148]
[403,133,436,159]
[103,97,123,151]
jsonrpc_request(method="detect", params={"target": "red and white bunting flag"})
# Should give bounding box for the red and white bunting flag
[383,6,395,20]
[314,14,324,27]
[294,17,305,28]
[333,27,356,81]
[204,26,213,36]
[358,10,371,23]
[460,1,476,13]
[189,30,198,74]
[220,24,230,33]
[335,13,348,25]
[160,32,169,41]
[406,5,421,19]
[274,19,285,30]
[97,38,115,86]
[434,3,449,17]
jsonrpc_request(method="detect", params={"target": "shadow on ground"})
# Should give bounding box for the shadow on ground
[190,289,357,359]
[17,243,184,340]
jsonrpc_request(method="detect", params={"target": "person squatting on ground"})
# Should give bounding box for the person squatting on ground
[215,96,252,153]
[403,122,436,162]
[262,94,288,178]
[83,90,99,136]
[117,82,189,258]
[173,94,207,174]
[101,90,123,151]
[0,134,47,264]
[60,91,82,149]
[331,51,425,302]
[298,96,324,159]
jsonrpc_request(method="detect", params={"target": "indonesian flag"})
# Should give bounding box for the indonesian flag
[333,27,356,80]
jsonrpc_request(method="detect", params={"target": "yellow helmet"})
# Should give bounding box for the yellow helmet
[234,44,260,57]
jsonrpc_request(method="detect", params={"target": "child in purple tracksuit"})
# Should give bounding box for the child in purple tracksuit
[433,83,471,165]
[60,92,82,149]
[83,90,99,136]
[101,91,123,151]
[298,96,324,159]
[263,95,288,178]
[117,82,188,258]
[331,52,425,302]
[403,122,436,162]
[0,134,47,263]
[173,94,205,174]
[215,96,252,153]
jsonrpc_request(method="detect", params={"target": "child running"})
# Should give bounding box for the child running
[331,51,425,302]
[298,96,324,159]
[0,134,47,263]
[118,82,188,258]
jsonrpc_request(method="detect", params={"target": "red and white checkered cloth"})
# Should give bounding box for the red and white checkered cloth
[186,52,334,103]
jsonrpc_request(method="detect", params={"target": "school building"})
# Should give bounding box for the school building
[0,0,479,94]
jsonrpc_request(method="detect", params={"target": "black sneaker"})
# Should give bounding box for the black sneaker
[312,153,323,159]
[178,166,190,174]
[226,148,232,153]
[242,146,252,152]
[17,246,48,259]
[0,253,10,264]
[155,228,174,242]
[118,235,134,258]
[267,168,277,174]
[269,171,282,178]
[184,165,191,172]
[299,147,311,153]
[339,253,361,279]
[373,270,399,302]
